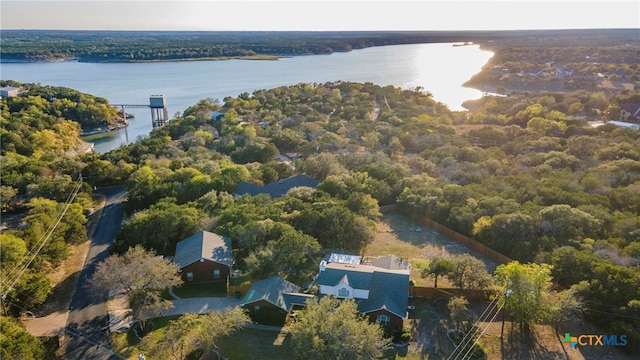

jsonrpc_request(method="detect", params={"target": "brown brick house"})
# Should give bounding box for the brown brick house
[174,231,233,283]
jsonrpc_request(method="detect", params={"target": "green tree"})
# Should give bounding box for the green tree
[289,296,390,360]
[539,204,601,244]
[6,271,51,311]
[144,307,249,360]
[448,296,475,333]
[0,186,18,212]
[448,254,492,291]
[421,257,454,288]
[0,234,27,268]
[0,316,45,360]
[494,261,555,328]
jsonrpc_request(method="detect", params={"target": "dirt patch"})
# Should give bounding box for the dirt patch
[477,316,636,360]
[367,212,497,269]
[36,241,91,316]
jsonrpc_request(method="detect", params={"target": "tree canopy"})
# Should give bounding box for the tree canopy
[289,296,390,360]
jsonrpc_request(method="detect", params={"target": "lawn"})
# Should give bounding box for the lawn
[172,281,227,298]
[366,212,467,287]
[219,328,292,359]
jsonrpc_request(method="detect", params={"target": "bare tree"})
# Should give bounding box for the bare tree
[88,245,183,330]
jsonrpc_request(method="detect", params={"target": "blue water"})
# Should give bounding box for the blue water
[1,43,493,152]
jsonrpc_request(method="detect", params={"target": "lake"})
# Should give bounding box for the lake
[1,43,493,153]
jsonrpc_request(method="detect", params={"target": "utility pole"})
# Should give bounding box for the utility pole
[501,289,512,342]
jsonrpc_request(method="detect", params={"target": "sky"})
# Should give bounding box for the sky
[1,0,639,32]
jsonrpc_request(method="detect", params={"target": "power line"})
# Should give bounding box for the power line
[1,175,83,286]
[447,288,505,360]
[459,304,503,360]
[1,174,83,298]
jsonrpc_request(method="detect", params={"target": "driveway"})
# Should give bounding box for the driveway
[145,297,242,319]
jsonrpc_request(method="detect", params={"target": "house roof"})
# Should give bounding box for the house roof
[240,276,302,311]
[328,253,362,265]
[369,255,411,273]
[317,260,410,320]
[234,174,319,198]
[620,103,640,117]
[317,263,375,290]
[606,121,640,130]
[283,293,315,309]
[357,271,409,319]
[174,231,233,268]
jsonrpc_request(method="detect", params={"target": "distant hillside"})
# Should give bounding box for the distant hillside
[1,29,637,62]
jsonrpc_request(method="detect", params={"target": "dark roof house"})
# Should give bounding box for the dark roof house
[316,254,411,330]
[174,231,233,283]
[240,276,313,312]
[620,103,640,123]
[234,174,319,198]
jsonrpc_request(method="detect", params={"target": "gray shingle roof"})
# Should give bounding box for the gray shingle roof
[283,293,315,309]
[174,231,233,268]
[370,255,411,271]
[240,276,302,311]
[234,175,319,198]
[317,263,375,290]
[317,261,410,320]
[357,271,409,319]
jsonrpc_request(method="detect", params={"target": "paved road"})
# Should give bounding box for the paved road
[65,186,126,360]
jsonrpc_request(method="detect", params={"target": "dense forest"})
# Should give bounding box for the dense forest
[1,30,639,355]
[2,29,637,62]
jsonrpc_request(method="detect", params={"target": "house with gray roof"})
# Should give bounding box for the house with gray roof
[620,103,640,123]
[174,231,233,283]
[316,254,411,330]
[240,276,314,325]
[234,174,319,198]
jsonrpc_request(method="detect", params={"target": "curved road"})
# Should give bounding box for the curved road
[65,186,126,360]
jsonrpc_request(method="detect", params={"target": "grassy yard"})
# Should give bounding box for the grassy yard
[219,328,292,359]
[110,315,180,359]
[172,281,227,298]
[365,212,461,287]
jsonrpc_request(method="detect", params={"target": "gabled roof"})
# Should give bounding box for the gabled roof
[317,263,375,290]
[370,255,411,273]
[174,231,233,268]
[357,271,409,319]
[240,276,302,311]
[317,257,410,320]
[234,174,319,198]
[620,103,640,117]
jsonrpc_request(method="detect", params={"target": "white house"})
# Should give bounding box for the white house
[0,86,21,98]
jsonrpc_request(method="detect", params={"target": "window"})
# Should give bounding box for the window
[186,272,194,282]
[213,269,221,279]
[338,287,350,298]
[377,314,390,326]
